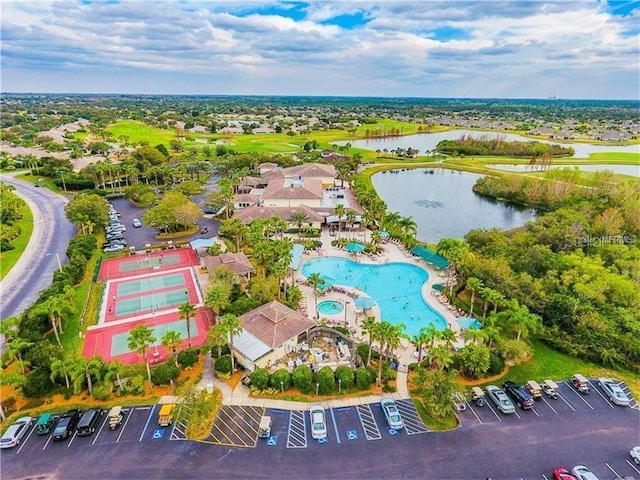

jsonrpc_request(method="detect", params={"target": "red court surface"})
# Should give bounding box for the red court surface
[82,308,214,365]
[103,269,200,323]
[98,247,199,282]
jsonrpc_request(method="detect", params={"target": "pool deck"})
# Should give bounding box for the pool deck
[294,229,466,386]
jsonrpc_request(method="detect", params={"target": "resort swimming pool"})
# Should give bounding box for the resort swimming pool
[317,300,344,315]
[301,257,447,336]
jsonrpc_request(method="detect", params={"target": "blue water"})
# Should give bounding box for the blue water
[301,257,448,336]
[317,300,344,315]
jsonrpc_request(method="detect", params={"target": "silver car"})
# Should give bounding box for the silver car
[309,406,327,440]
[598,378,630,407]
[571,465,600,480]
[381,398,404,430]
[0,416,32,449]
[485,385,515,414]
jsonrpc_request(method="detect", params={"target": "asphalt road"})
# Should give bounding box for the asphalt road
[2,381,639,480]
[0,174,75,320]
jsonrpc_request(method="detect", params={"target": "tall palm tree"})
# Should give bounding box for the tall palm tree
[178,302,196,348]
[334,204,345,240]
[103,360,125,392]
[207,323,227,359]
[360,316,377,367]
[162,330,183,367]
[50,357,72,389]
[290,210,308,239]
[128,325,157,386]
[44,295,73,346]
[466,277,483,317]
[7,338,33,374]
[398,216,417,238]
[70,356,103,397]
[510,304,541,341]
[384,323,407,363]
[411,328,429,365]
[306,273,325,319]
[219,313,242,373]
[437,238,471,297]
[345,210,357,241]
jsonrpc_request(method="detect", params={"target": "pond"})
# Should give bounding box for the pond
[340,129,640,158]
[372,169,536,243]
[488,164,639,177]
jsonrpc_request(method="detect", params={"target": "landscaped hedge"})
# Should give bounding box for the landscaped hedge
[214,355,232,375]
[151,362,180,385]
[335,365,354,389]
[315,366,335,394]
[250,368,270,390]
[177,348,199,368]
[292,365,313,393]
[22,368,54,398]
[355,367,374,390]
[270,368,291,391]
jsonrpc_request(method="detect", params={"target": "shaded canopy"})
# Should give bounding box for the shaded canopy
[411,246,449,270]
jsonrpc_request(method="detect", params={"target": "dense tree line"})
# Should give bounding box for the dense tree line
[436,136,574,157]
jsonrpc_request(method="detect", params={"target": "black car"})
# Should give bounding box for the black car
[53,409,81,441]
[200,226,209,234]
[502,381,535,409]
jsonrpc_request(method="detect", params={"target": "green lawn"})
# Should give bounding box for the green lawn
[106,120,176,146]
[467,339,640,398]
[0,198,33,281]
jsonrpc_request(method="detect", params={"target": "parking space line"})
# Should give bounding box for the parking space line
[591,381,615,408]
[484,402,502,422]
[286,410,307,448]
[16,424,36,455]
[116,409,134,443]
[42,435,52,451]
[212,416,241,446]
[67,431,78,448]
[139,405,156,442]
[626,459,640,474]
[563,381,594,409]
[168,406,181,440]
[92,415,109,445]
[529,407,540,417]
[356,404,382,440]
[330,408,341,444]
[465,403,483,425]
[216,411,254,447]
[556,392,577,412]
[513,409,521,420]
[542,474,549,480]
[395,400,430,434]
[605,462,620,478]
[540,397,558,415]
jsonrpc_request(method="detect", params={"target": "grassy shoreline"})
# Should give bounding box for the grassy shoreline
[0,194,34,281]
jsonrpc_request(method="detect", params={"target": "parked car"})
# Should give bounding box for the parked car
[571,465,600,480]
[0,416,32,449]
[106,234,125,242]
[381,398,404,430]
[108,406,124,430]
[132,218,142,228]
[202,207,217,215]
[76,408,102,436]
[106,225,126,233]
[104,239,127,247]
[485,385,515,414]
[103,244,126,253]
[35,413,56,435]
[53,410,81,441]
[503,381,535,409]
[631,446,640,464]
[309,405,327,440]
[572,374,590,394]
[552,469,577,480]
[598,378,630,407]
[200,225,209,234]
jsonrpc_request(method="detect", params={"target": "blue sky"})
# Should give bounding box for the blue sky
[1,1,639,99]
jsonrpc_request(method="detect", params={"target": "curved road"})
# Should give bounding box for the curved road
[0,174,75,320]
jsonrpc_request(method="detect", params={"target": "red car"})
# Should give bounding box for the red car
[553,469,577,480]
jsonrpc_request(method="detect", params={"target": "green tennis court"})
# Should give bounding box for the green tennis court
[119,253,182,272]
[116,272,186,296]
[110,320,198,356]
[116,289,189,316]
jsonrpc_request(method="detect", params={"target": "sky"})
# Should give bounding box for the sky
[1,0,639,99]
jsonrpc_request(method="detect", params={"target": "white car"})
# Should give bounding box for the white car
[132,218,142,228]
[631,446,640,465]
[381,398,404,430]
[571,465,600,480]
[485,385,515,415]
[309,405,327,440]
[598,378,630,407]
[0,416,33,449]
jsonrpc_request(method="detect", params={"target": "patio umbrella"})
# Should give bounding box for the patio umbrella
[355,296,376,310]
[345,242,365,253]
[431,283,446,292]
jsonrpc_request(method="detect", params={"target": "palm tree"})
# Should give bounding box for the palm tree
[162,330,183,367]
[360,316,378,367]
[290,210,308,239]
[128,325,157,387]
[178,302,196,348]
[510,304,541,341]
[398,216,417,238]
[429,344,454,371]
[384,323,407,363]
[334,204,345,240]
[411,328,429,365]
[383,211,402,233]
[207,323,227,359]
[44,295,73,346]
[50,357,72,389]
[7,338,33,374]
[466,277,483,317]
[345,210,357,241]
[439,328,457,350]
[306,272,325,319]
[70,356,103,397]
[436,238,471,297]
[104,360,125,392]
[219,313,242,373]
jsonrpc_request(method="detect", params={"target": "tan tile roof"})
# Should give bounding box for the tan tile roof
[262,177,324,201]
[234,205,325,224]
[240,301,315,348]
[283,163,336,178]
[202,252,255,276]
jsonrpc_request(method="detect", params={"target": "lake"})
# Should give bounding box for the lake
[341,129,640,158]
[488,164,640,177]
[372,169,536,243]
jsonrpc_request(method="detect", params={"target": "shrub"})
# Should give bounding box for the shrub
[355,367,373,390]
[210,344,230,359]
[250,368,270,390]
[214,355,232,375]
[381,362,396,382]
[22,368,54,398]
[66,234,97,261]
[270,368,291,391]
[91,382,113,401]
[316,366,335,395]
[292,365,313,393]
[177,348,199,368]
[332,326,349,336]
[335,366,354,389]
[120,375,145,396]
[488,352,505,376]
[151,362,180,385]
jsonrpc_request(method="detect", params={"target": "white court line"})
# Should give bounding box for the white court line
[541,397,558,415]
[626,459,640,474]
[605,462,620,478]
[92,415,109,445]
[465,403,483,425]
[590,381,615,408]
[16,423,36,455]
